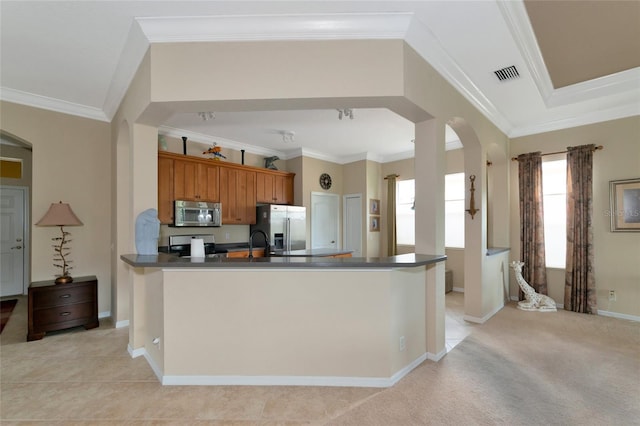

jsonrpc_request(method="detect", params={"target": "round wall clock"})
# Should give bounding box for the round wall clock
[319,173,332,190]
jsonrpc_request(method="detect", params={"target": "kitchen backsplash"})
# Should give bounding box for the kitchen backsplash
[159,224,249,247]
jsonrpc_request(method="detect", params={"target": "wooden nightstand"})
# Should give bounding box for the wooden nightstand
[27,275,99,341]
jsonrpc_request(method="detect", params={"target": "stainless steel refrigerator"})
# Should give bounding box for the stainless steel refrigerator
[251,205,307,251]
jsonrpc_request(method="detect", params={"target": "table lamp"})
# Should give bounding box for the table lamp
[36,201,83,284]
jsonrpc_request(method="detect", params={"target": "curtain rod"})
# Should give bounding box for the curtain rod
[384,174,399,180]
[511,145,603,162]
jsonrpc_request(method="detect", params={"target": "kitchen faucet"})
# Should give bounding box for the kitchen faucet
[248,229,270,259]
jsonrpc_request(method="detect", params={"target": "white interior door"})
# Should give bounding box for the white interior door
[1,187,27,296]
[343,194,362,257]
[311,192,339,249]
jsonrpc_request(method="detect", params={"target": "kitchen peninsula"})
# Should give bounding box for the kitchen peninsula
[121,253,446,387]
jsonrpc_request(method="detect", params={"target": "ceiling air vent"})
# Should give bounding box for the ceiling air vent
[493,65,520,82]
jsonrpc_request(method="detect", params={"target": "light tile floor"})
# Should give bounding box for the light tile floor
[0,292,471,424]
[443,291,474,352]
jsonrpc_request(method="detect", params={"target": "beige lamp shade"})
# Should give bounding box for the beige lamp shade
[36,202,83,226]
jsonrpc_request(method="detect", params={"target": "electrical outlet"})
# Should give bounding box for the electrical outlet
[609,290,616,301]
[399,336,406,352]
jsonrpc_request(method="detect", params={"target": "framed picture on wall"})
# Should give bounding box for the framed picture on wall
[369,216,380,232]
[369,199,380,215]
[609,178,640,232]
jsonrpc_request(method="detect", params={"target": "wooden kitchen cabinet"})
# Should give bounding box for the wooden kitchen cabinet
[158,156,174,224]
[158,152,295,224]
[28,276,99,341]
[227,248,264,258]
[173,158,219,202]
[256,171,294,205]
[220,167,256,224]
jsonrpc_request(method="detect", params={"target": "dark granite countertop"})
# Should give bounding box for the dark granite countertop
[120,252,446,269]
[270,248,353,257]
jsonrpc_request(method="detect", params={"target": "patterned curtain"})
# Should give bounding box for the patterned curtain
[518,152,548,297]
[386,174,398,256]
[565,144,597,314]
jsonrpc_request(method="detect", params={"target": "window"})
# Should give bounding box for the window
[542,159,566,268]
[394,175,465,247]
[396,179,415,245]
[445,173,465,248]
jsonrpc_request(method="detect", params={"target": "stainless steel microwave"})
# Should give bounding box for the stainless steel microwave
[173,200,222,227]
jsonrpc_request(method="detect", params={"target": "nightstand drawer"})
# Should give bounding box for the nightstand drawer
[32,302,95,328]
[28,276,98,341]
[32,284,94,308]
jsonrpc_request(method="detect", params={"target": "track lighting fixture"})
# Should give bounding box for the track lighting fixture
[337,108,354,120]
[281,130,295,143]
[198,112,215,121]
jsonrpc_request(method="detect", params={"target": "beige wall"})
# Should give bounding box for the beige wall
[157,267,426,382]
[509,116,640,317]
[0,101,112,314]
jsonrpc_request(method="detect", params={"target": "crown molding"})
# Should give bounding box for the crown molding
[384,149,414,163]
[546,68,640,107]
[497,1,554,102]
[102,21,150,120]
[136,12,414,43]
[0,87,109,122]
[508,102,640,138]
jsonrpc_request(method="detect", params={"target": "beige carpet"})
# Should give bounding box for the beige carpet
[1,294,638,425]
[329,303,640,426]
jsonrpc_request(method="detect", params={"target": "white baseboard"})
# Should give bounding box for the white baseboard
[598,309,640,322]
[452,287,464,293]
[98,311,111,319]
[116,319,130,329]
[464,301,504,324]
[148,353,426,388]
[509,299,639,322]
[426,347,447,362]
[143,349,164,382]
[127,344,145,358]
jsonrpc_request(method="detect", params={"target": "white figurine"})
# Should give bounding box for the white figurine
[510,261,557,312]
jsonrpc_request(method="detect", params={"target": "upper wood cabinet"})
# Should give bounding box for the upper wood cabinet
[173,158,219,202]
[157,156,175,224]
[220,167,256,224]
[158,152,295,225]
[256,171,294,205]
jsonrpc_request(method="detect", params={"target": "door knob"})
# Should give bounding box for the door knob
[331,240,335,244]
[11,245,22,250]
[16,238,22,242]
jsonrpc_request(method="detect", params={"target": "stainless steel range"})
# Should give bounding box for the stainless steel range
[168,234,228,258]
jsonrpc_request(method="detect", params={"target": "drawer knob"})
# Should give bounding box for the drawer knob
[59,294,71,298]
[59,312,71,316]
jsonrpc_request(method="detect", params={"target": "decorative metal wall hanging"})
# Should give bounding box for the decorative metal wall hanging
[466,174,479,219]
